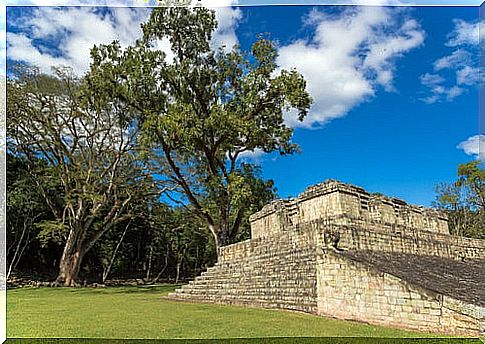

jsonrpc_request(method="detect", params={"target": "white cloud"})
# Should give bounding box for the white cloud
[446,19,479,47]
[277,7,424,128]
[420,73,444,87]
[237,148,266,162]
[8,0,138,5]
[7,32,71,74]
[420,73,464,104]
[363,18,424,90]
[456,66,479,86]
[420,18,479,105]
[7,4,242,76]
[8,7,150,75]
[433,49,471,71]
[153,37,175,64]
[444,85,464,100]
[203,0,242,52]
[457,135,485,161]
[419,72,464,104]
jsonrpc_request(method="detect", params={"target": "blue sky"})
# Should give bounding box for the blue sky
[5,3,484,206]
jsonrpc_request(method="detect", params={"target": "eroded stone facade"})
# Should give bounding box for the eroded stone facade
[250,179,449,238]
[169,180,485,336]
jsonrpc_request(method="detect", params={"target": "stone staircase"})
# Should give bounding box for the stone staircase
[168,234,318,313]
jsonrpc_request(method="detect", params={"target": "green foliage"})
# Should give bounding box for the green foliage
[457,160,485,209]
[434,161,484,238]
[86,7,311,248]
[36,220,68,247]
[6,153,60,276]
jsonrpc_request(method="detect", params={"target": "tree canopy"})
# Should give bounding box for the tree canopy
[434,160,484,239]
[86,7,312,251]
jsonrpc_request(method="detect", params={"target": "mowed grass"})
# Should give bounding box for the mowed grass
[6,285,476,342]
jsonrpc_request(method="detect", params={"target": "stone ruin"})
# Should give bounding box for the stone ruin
[169,179,485,336]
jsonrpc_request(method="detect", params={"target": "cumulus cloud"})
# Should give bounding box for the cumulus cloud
[203,0,242,52]
[7,7,150,75]
[7,3,242,76]
[419,73,463,104]
[9,0,140,5]
[446,19,480,47]
[456,66,479,86]
[277,7,424,128]
[457,135,485,161]
[237,148,266,162]
[433,49,472,71]
[420,18,479,104]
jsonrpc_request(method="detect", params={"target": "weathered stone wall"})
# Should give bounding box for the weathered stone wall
[250,180,449,239]
[335,224,485,260]
[290,219,485,260]
[249,200,296,239]
[316,249,484,336]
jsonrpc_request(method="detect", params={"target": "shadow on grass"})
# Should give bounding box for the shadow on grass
[5,337,483,344]
[96,285,184,294]
[9,284,183,295]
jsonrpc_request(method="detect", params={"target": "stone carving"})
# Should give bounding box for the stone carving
[169,180,485,336]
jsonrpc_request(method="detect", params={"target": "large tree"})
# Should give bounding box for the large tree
[87,7,311,252]
[7,67,155,286]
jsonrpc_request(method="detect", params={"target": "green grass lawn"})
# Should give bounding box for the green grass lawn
[7,285,480,343]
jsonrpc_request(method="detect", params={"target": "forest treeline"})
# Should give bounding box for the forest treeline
[7,155,483,285]
[7,151,273,283]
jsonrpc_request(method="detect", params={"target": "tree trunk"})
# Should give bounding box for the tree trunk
[175,259,181,284]
[217,230,227,250]
[102,222,130,283]
[208,224,228,259]
[146,245,153,280]
[175,247,186,284]
[152,244,170,283]
[56,249,84,287]
[55,228,85,287]
[7,219,28,279]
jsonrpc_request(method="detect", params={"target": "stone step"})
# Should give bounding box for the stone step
[170,291,317,304]
[174,284,317,294]
[175,291,317,301]
[172,239,319,314]
[168,293,318,312]
[183,279,317,288]
[217,248,317,262]
[181,287,317,294]
[191,276,317,286]
[196,272,317,282]
[207,261,317,271]
[197,267,318,275]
